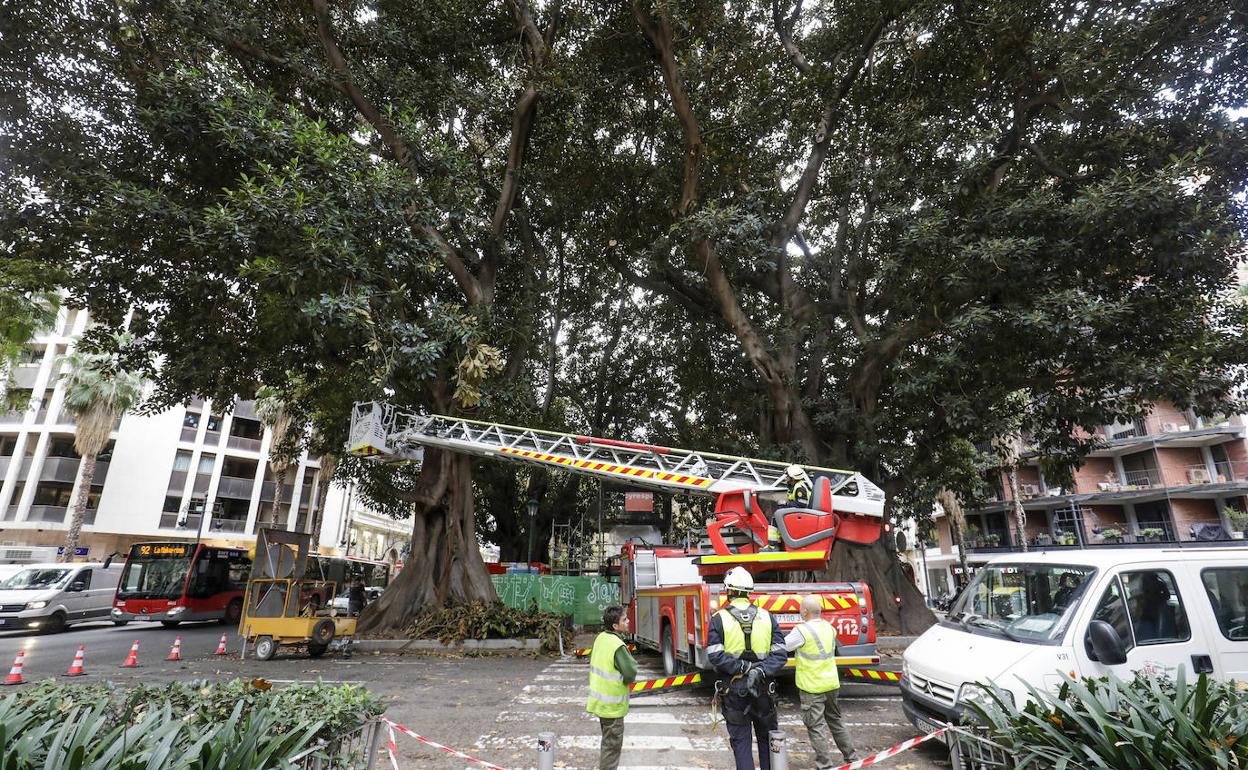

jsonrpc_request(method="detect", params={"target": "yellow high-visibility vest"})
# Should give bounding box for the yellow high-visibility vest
[795,618,841,694]
[586,632,629,718]
[715,599,773,658]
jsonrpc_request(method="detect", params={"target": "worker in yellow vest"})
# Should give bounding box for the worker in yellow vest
[706,566,787,770]
[784,465,813,507]
[586,605,637,770]
[784,595,857,768]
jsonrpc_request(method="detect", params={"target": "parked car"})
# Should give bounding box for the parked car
[902,545,1248,738]
[0,562,125,633]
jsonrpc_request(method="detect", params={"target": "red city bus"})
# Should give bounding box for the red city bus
[111,542,250,627]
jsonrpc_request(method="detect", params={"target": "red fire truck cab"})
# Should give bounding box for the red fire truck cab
[619,543,879,676]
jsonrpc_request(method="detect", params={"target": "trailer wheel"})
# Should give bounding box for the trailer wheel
[311,618,336,646]
[661,623,679,676]
[254,635,278,661]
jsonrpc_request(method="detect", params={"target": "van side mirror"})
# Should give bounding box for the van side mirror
[67,581,86,593]
[1086,620,1128,665]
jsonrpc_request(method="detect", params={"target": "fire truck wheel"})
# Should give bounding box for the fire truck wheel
[661,623,678,676]
[161,620,181,628]
[255,635,278,661]
[112,620,129,627]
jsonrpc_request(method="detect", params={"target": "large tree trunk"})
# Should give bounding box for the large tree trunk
[1005,466,1028,552]
[273,466,288,530]
[822,538,933,635]
[358,448,496,633]
[60,452,97,562]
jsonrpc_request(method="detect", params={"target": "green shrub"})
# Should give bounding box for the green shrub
[962,669,1248,769]
[0,679,382,769]
[403,600,570,650]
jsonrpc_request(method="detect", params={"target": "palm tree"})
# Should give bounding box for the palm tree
[57,336,143,562]
[307,453,335,540]
[255,386,294,530]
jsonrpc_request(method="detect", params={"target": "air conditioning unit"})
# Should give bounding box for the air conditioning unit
[1187,468,1211,484]
[1019,484,1041,497]
[0,546,58,564]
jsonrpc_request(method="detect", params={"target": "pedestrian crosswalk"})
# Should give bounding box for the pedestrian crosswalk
[474,656,910,770]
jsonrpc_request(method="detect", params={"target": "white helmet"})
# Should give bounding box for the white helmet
[785,464,805,480]
[724,566,754,592]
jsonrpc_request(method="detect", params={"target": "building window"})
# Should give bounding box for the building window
[172,450,193,472]
[220,457,258,479]
[163,495,182,513]
[197,453,216,475]
[32,482,75,507]
[229,417,263,441]
[183,411,201,429]
[0,436,17,457]
[16,345,45,366]
[205,413,222,433]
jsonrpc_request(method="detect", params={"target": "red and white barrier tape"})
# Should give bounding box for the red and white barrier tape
[829,726,948,770]
[382,717,511,770]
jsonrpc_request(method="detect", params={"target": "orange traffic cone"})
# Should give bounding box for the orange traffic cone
[166,636,182,661]
[121,640,140,668]
[4,650,26,685]
[65,645,86,677]
[214,633,228,655]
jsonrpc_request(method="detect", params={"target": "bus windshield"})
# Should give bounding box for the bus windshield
[946,563,1096,644]
[116,544,194,600]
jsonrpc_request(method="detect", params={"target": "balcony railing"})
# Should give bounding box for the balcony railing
[25,506,97,525]
[1095,414,1241,442]
[208,518,246,533]
[158,512,202,530]
[1095,461,1248,492]
[215,475,257,499]
[226,434,262,452]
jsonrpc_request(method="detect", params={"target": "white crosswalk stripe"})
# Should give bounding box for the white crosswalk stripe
[473,656,913,769]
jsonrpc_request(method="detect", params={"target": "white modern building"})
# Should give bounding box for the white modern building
[0,307,328,559]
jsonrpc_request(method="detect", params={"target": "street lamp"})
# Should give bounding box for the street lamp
[526,498,539,574]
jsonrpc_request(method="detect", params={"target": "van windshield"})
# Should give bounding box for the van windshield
[1,568,72,590]
[947,563,1095,644]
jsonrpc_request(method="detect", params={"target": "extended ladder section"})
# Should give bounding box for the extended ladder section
[348,401,884,516]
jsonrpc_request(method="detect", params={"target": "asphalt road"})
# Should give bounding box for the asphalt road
[0,619,237,678]
[0,625,950,770]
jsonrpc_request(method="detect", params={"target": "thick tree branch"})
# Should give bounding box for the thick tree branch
[772,9,901,251]
[632,0,702,214]
[309,0,412,172]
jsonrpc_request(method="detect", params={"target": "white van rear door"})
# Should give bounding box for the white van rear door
[1189,563,1248,681]
[1075,566,1209,679]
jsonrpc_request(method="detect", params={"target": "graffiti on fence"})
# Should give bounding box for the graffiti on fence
[491,574,622,624]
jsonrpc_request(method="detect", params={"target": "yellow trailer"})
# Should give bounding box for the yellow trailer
[240,529,357,660]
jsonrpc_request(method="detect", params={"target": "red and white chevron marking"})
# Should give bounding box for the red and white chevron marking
[382,717,511,770]
[829,726,948,770]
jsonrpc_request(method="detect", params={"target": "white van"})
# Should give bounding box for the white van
[0,562,125,633]
[901,546,1248,735]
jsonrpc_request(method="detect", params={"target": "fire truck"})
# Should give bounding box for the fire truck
[347,402,887,674]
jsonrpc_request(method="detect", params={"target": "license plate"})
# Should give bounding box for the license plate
[915,717,939,735]
[0,619,6,626]
[776,613,801,624]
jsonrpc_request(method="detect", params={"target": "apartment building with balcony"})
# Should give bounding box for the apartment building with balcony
[912,403,1248,600]
[0,307,328,559]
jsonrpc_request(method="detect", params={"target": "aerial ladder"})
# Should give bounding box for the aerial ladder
[347,401,886,572]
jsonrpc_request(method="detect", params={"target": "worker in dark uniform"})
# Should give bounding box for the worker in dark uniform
[706,566,788,770]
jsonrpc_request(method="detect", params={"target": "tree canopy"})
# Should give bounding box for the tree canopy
[2,0,1245,629]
